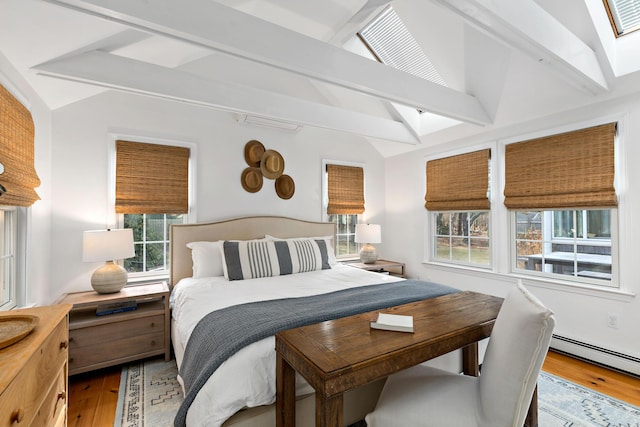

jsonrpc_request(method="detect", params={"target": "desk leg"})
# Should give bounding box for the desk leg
[316,392,343,427]
[462,342,479,376]
[523,385,538,427]
[276,354,296,427]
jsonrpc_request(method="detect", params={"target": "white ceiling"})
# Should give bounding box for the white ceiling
[2,0,640,157]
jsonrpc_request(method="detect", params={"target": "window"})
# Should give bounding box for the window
[434,211,490,265]
[0,81,39,309]
[0,207,16,310]
[505,123,617,286]
[115,140,191,278]
[515,209,612,282]
[425,149,491,267]
[324,162,365,258]
[604,0,640,37]
[358,5,447,87]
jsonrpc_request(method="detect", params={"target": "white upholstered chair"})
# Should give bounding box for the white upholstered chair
[365,282,555,427]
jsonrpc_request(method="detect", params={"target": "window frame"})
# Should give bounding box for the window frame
[322,159,366,260]
[109,133,196,281]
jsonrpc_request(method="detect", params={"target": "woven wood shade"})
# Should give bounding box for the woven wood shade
[115,140,189,214]
[327,164,365,214]
[504,123,617,210]
[425,149,490,211]
[0,84,40,207]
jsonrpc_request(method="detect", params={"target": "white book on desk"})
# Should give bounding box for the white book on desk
[370,313,414,333]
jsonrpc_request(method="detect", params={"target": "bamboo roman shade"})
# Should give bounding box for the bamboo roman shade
[504,123,617,210]
[424,149,490,211]
[115,140,190,214]
[326,164,365,214]
[0,83,40,207]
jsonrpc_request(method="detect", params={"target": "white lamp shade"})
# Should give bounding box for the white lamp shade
[83,229,135,262]
[355,224,381,244]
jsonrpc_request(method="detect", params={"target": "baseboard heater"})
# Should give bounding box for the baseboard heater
[552,335,640,377]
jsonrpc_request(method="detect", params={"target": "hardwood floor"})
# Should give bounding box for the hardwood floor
[68,350,640,427]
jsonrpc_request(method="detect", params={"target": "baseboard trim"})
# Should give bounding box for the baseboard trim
[551,334,640,377]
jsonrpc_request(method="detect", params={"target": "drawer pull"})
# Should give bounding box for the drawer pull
[10,408,24,423]
[151,322,156,327]
[60,340,68,349]
[57,391,66,401]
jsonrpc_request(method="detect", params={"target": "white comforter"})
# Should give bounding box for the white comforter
[170,264,404,427]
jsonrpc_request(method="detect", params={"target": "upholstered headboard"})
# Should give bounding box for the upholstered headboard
[169,216,336,287]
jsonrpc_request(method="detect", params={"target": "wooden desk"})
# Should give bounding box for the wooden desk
[275,291,505,427]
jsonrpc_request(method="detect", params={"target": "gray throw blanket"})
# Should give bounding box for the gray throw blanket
[174,279,458,427]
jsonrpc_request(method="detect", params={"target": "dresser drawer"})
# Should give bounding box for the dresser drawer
[69,332,164,372]
[0,319,68,427]
[30,367,67,427]
[69,314,164,349]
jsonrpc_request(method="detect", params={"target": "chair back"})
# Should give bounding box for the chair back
[478,282,555,427]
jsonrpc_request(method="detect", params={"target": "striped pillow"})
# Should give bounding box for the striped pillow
[221,240,280,281]
[273,238,331,274]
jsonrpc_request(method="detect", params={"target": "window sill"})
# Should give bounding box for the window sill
[421,261,635,302]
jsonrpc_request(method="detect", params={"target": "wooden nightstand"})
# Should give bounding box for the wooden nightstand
[58,282,170,375]
[343,259,405,277]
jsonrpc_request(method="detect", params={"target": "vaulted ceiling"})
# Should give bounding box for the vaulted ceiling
[2,0,640,157]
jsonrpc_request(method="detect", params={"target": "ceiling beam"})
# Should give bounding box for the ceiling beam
[42,0,491,126]
[33,50,421,144]
[432,0,609,94]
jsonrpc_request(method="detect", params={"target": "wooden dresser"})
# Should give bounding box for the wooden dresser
[0,304,71,427]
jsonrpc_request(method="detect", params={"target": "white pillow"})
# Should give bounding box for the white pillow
[265,234,337,266]
[186,241,224,278]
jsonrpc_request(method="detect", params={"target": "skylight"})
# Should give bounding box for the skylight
[605,0,640,36]
[358,6,447,87]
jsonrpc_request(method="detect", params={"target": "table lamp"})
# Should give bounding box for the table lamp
[83,228,135,294]
[355,223,381,264]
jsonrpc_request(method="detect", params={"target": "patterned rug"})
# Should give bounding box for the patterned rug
[114,358,640,427]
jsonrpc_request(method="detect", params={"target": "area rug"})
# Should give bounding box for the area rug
[114,358,640,427]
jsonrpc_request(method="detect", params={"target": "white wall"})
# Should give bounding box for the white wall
[383,92,640,372]
[50,91,386,297]
[0,54,53,307]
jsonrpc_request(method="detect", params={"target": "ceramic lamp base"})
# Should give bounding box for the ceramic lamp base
[359,244,378,264]
[91,261,127,294]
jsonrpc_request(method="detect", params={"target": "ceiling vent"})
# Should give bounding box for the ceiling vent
[236,114,302,132]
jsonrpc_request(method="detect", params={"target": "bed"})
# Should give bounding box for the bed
[169,216,460,427]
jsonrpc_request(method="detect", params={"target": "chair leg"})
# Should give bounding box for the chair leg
[523,385,538,427]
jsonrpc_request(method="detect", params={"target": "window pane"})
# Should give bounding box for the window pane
[435,237,451,260]
[435,213,450,236]
[145,242,165,271]
[587,210,611,238]
[553,211,575,238]
[124,214,143,241]
[145,214,164,241]
[470,238,490,264]
[451,237,468,261]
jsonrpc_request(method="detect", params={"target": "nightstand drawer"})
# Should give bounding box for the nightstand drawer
[69,331,165,371]
[69,314,164,349]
